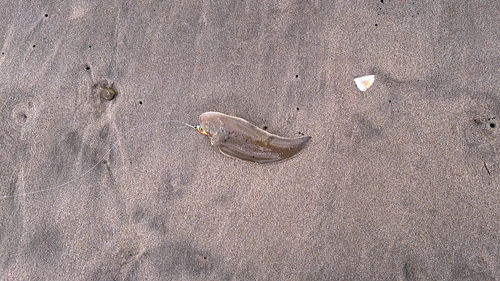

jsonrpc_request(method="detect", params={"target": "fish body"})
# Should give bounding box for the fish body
[196,112,311,163]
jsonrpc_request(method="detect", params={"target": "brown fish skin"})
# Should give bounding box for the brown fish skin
[198,112,311,163]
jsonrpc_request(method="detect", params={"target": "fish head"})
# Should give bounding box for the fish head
[199,112,225,137]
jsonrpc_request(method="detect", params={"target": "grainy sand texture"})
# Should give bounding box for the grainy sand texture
[1,1,499,280]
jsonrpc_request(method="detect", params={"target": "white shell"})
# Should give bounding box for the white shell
[354,75,375,92]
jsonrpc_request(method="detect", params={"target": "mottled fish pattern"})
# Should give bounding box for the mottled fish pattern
[196,112,311,163]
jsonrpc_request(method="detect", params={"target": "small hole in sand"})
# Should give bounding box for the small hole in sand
[45,14,48,17]
[139,101,143,105]
[375,23,378,26]
[85,66,90,70]
[295,75,298,78]
[89,45,92,49]
[263,126,268,130]
[296,107,300,110]
[32,45,36,48]
[490,123,496,128]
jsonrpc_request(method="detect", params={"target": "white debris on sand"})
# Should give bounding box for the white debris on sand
[354,75,375,92]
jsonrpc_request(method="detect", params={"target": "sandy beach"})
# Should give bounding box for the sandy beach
[1,1,499,280]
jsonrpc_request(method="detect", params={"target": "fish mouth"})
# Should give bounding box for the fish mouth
[195,124,208,135]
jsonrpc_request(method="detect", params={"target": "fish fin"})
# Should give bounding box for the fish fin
[268,136,311,150]
[218,144,281,164]
[217,136,311,164]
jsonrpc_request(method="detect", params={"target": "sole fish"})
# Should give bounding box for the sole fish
[195,112,311,163]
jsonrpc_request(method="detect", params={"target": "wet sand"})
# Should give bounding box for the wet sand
[1,1,499,280]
